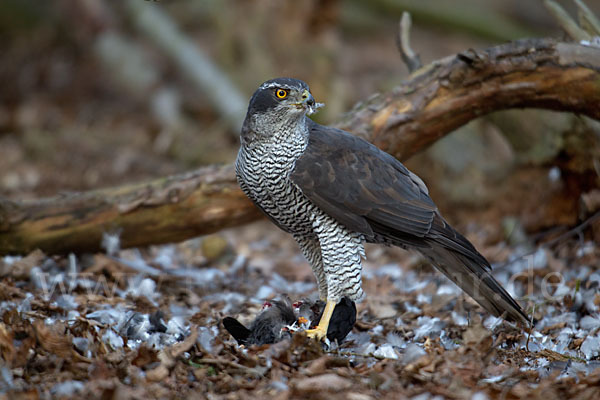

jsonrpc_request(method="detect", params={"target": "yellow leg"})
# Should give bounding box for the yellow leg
[305,300,336,341]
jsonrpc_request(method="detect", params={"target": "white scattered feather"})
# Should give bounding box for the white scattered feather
[153,245,176,269]
[2,255,21,265]
[269,273,314,294]
[395,271,428,293]
[386,332,406,349]
[589,272,600,286]
[451,311,468,326]
[374,263,403,279]
[404,302,421,314]
[372,325,384,335]
[124,276,158,302]
[122,313,151,341]
[55,294,79,310]
[403,343,426,364]
[102,329,124,349]
[414,316,445,340]
[198,326,218,354]
[582,289,599,313]
[51,380,84,397]
[374,344,399,359]
[471,392,490,400]
[479,375,504,384]
[202,292,246,314]
[270,380,289,392]
[360,342,377,357]
[547,167,561,182]
[580,37,600,48]
[410,394,431,400]
[581,335,600,359]
[440,330,459,350]
[101,231,121,256]
[347,332,371,347]
[554,327,574,353]
[72,337,89,353]
[552,283,571,299]
[114,251,161,276]
[416,293,431,304]
[87,305,129,326]
[0,366,13,391]
[580,315,600,331]
[229,254,247,274]
[18,294,34,313]
[166,316,187,336]
[483,315,503,330]
[436,284,461,296]
[256,285,275,299]
[576,242,595,258]
[171,267,225,286]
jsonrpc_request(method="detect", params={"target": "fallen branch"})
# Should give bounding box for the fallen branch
[334,38,600,161]
[0,166,260,254]
[1,38,599,255]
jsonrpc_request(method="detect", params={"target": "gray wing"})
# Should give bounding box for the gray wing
[291,120,489,267]
[291,120,437,237]
[290,121,531,323]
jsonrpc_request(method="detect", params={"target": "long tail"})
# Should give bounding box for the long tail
[421,243,529,324]
[372,211,529,324]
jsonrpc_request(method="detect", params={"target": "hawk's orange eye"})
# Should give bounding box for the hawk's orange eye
[276,89,288,99]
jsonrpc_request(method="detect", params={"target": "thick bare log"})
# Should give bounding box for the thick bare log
[0,166,261,254]
[1,38,599,255]
[335,38,600,161]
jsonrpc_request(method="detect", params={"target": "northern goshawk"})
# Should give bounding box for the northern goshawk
[236,78,528,340]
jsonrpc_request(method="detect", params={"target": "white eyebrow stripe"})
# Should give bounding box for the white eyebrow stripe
[259,82,296,90]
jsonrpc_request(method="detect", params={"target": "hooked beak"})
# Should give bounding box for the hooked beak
[300,89,323,115]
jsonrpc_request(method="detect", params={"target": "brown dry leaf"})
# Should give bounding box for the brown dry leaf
[581,190,600,214]
[301,355,349,376]
[85,254,139,277]
[0,323,15,363]
[404,354,433,374]
[145,364,170,382]
[0,281,24,302]
[32,320,74,359]
[540,321,567,334]
[368,298,398,319]
[132,345,159,368]
[538,349,571,362]
[291,373,352,392]
[463,322,492,348]
[0,389,40,400]
[146,325,199,381]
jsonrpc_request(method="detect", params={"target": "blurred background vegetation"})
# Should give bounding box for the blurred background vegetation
[0,0,598,240]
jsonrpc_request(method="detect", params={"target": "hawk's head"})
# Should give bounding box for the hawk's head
[247,77,317,118]
[241,78,324,144]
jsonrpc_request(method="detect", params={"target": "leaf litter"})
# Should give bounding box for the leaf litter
[0,220,599,399]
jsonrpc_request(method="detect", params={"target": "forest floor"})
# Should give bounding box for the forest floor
[1,217,600,399]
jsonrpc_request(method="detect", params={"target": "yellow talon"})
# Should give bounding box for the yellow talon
[304,299,336,341]
[305,326,328,340]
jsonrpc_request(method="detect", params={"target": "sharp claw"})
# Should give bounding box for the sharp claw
[305,327,327,341]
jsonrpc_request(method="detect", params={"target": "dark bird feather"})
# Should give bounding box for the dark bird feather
[223,297,357,345]
[290,120,528,324]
